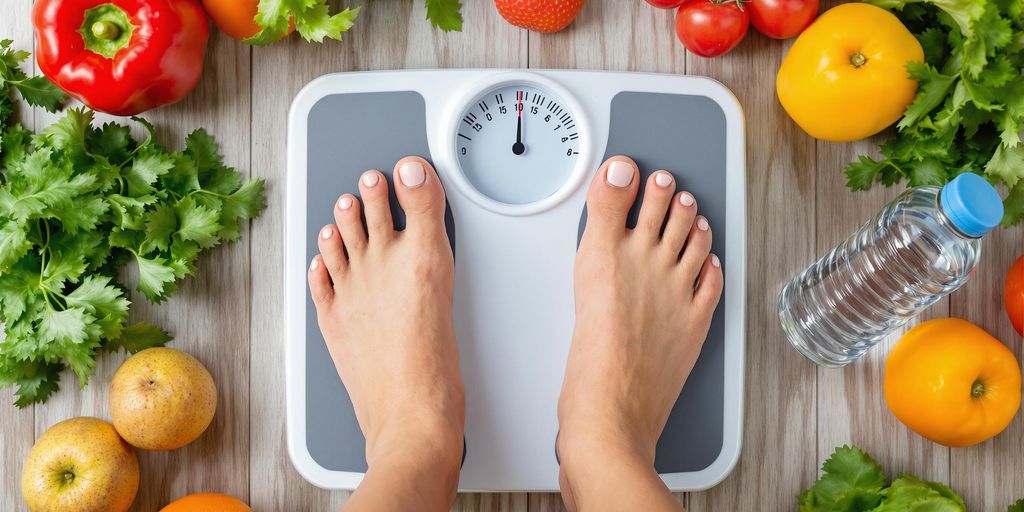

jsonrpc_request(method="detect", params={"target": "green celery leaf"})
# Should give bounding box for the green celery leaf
[141,202,178,254]
[218,178,267,241]
[39,108,92,154]
[107,193,156,231]
[425,0,463,32]
[134,253,177,302]
[11,362,63,407]
[114,322,171,353]
[64,275,130,341]
[908,158,949,186]
[293,4,360,43]
[985,144,1024,188]
[1002,182,1024,226]
[875,475,966,512]
[125,150,175,197]
[0,220,31,271]
[917,27,948,65]
[38,306,99,347]
[807,445,886,508]
[900,63,958,130]
[174,196,221,248]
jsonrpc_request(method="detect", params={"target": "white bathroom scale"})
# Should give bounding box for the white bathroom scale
[284,70,746,492]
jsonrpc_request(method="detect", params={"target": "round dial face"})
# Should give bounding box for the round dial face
[456,84,581,205]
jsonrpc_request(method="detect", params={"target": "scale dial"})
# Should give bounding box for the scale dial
[455,84,582,205]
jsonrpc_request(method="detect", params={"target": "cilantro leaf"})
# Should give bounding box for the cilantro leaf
[799,445,886,510]
[246,0,360,46]
[425,0,464,32]
[134,254,178,303]
[113,322,171,353]
[1009,499,1024,512]
[142,202,178,253]
[1002,183,1024,227]
[985,144,1024,188]
[64,275,130,341]
[125,150,175,197]
[174,196,221,248]
[900,63,957,130]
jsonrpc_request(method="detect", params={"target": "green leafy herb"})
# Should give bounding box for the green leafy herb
[801,445,1023,512]
[425,0,464,32]
[0,43,265,406]
[849,0,1024,226]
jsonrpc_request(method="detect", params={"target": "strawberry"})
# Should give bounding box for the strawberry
[494,0,587,33]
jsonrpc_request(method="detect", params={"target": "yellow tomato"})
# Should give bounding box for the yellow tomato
[776,3,924,142]
[884,319,1022,448]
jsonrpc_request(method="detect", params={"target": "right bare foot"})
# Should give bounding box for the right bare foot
[557,156,723,511]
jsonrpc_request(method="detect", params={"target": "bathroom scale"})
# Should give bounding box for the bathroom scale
[284,70,746,492]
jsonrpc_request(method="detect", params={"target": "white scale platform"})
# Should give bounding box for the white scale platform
[285,70,746,492]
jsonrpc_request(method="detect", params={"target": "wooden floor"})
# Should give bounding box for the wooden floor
[4,1,1023,510]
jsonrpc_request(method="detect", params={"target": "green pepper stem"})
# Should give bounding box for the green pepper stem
[91,20,121,41]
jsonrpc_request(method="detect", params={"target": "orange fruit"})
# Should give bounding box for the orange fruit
[160,493,251,512]
[884,318,1022,448]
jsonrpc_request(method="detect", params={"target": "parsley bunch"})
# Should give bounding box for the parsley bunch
[846,0,1024,226]
[800,445,1023,511]
[246,0,464,45]
[0,41,266,406]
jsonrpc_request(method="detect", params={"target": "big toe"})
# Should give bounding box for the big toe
[582,156,640,238]
[393,156,447,232]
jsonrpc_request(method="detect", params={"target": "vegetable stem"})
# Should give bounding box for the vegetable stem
[971,379,986,399]
[850,52,867,68]
[90,21,121,41]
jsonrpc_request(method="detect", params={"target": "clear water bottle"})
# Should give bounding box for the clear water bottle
[778,173,1004,367]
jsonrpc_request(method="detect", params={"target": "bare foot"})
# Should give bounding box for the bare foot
[308,157,463,509]
[557,156,724,511]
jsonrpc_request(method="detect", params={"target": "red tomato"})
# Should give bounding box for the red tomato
[748,0,818,39]
[675,1,749,58]
[1007,256,1024,337]
[646,0,688,8]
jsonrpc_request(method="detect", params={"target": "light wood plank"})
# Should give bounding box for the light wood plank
[30,28,252,511]
[814,132,951,484]
[1,8,39,510]
[950,221,1024,509]
[247,1,526,510]
[686,26,820,512]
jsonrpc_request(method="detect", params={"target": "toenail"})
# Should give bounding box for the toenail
[362,172,380,187]
[337,196,353,210]
[310,258,320,271]
[712,254,721,268]
[697,217,709,231]
[606,161,634,188]
[321,227,333,239]
[655,172,673,188]
[680,192,695,207]
[399,161,426,188]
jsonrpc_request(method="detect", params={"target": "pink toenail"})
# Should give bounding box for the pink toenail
[362,172,379,187]
[697,217,709,231]
[712,254,721,268]
[680,192,695,207]
[606,161,634,188]
[337,196,353,210]
[655,172,673,188]
[321,227,333,239]
[310,258,320,271]
[399,161,426,188]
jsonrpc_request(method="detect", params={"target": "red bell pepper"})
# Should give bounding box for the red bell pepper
[33,0,210,116]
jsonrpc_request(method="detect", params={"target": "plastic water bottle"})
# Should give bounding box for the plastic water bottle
[778,173,1004,367]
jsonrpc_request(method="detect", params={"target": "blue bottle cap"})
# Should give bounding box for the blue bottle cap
[940,173,1003,238]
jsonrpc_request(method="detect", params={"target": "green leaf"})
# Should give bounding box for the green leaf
[38,306,99,347]
[174,196,221,248]
[246,0,360,45]
[89,123,134,165]
[141,202,178,253]
[218,178,267,241]
[0,220,31,271]
[875,475,966,512]
[806,445,886,509]
[900,63,958,130]
[59,195,108,234]
[294,4,360,43]
[134,254,177,303]
[39,108,92,153]
[425,0,463,32]
[125,150,175,197]
[1009,498,1024,512]
[985,144,1024,188]
[1002,182,1024,226]
[907,158,948,186]
[184,129,224,173]
[845,156,904,190]
[11,363,63,407]
[64,275,130,341]
[113,322,171,353]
